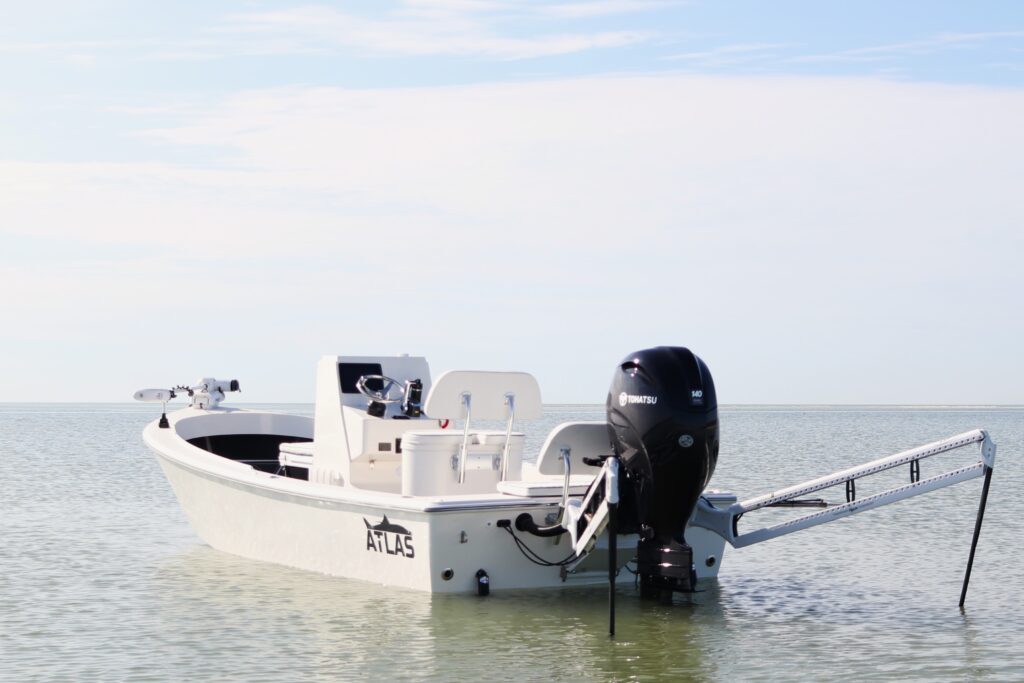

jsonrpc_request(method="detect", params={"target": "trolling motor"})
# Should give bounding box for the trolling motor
[134,377,241,427]
[607,346,719,598]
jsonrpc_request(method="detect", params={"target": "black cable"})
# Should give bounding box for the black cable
[510,530,575,567]
[501,525,579,567]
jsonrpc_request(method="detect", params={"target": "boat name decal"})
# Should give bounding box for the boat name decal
[618,392,658,407]
[364,515,415,559]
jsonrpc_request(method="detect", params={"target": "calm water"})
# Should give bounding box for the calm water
[2,404,1023,682]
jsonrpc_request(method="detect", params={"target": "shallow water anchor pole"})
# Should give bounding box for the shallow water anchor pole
[959,464,994,608]
[608,498,617,636]
[607,457,620,637]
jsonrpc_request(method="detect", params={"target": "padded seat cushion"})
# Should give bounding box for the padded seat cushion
[280,441,314,457]
[497,475,594,497]
[279,441,313,469]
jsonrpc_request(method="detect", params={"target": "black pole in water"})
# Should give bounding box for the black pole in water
[608,498,617,637]
[960,466,994,608]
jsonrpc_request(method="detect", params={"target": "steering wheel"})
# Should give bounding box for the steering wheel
[355,375,405,404]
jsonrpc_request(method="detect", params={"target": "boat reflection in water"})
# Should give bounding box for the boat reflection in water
[153,545,718,681]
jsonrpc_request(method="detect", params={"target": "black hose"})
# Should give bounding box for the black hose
[514,512,568,538]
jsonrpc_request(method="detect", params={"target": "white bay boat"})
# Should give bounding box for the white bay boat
[138,347,998,626]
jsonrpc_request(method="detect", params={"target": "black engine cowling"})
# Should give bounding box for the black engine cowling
[606,346,718,596]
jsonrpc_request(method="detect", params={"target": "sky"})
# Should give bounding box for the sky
[1,1,1022,404]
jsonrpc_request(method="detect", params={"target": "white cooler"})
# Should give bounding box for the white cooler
[401,430,524,496]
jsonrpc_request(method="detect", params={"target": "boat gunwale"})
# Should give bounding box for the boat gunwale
[146,406,737,514]
[146,411,566,514]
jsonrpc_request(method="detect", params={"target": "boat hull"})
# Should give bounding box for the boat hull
[148,409,732,593]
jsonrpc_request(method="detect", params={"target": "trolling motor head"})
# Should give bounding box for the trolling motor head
[135,377,241,427]
[606,346,718,597]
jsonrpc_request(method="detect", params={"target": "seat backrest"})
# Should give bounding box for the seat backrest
[535,421,612,475]
[423,370,542,421]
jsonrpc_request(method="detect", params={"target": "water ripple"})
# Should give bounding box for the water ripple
[1,404,1022,681]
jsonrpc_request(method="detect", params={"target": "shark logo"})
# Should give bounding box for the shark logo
[364,515,415,559]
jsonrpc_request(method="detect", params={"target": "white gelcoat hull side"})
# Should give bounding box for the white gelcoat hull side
[157,451,590,592]
[147,409,731,593]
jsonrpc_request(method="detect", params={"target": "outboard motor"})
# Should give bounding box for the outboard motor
[607,346,718,598]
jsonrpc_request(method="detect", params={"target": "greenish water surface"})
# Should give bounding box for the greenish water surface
[1,404,1022,681]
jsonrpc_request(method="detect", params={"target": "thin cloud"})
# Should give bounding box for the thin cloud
[537,1,685,19]
[0,39,121,53]
[987,61,1024,72]
[0,1,664,64]
[791,30,1024,64]
[393,0,681,19]
[663,42,792,66]
[4,74,1024,402]
[212,5,652,60]
[65,53,98,67]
